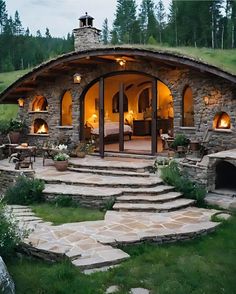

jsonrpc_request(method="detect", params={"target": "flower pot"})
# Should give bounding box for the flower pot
[54,160,68,171]
[8,131,21,144]
[190,141,200,151]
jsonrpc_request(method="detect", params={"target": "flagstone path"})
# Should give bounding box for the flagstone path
[9,205,221,271]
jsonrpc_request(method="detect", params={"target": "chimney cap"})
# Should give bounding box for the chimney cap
[79,12,94,21]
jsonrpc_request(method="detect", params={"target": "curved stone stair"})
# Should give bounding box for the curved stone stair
[113,198,196,212]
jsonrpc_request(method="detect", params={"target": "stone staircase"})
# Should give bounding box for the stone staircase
[34,156,196,212]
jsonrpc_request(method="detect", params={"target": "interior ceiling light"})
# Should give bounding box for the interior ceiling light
[116,58,126,67]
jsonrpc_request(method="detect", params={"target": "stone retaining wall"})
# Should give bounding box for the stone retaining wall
[0,169,35,195]
[179,161,208,189]
[44,192,115,209]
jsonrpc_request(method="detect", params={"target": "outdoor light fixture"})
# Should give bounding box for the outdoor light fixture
[18,98,25,107]
[116,58,126,67]
[203,96,209,105]
[73,73,82,84]
[92,113,97,123]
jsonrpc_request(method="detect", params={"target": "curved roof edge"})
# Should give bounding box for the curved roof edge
[1,46,236,103]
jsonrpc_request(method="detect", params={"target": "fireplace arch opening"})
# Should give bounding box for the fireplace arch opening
[213,112,231,130]
[33,118,49,134]
[215,161,236,190]
[32,95,48,112]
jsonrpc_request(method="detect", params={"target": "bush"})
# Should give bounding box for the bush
[161,160,206,205]
[54,195,77,207]
[0,120,10,135]
[0,203,28,257]
[4,176,45,205]
[171,134,190,150]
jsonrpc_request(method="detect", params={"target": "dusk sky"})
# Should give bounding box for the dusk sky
[6,0,171,37]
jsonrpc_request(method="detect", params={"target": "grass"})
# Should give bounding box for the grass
[0,69,30,120]
[5,216,236,294]
[30,203,105,225]
[139,46,236,75]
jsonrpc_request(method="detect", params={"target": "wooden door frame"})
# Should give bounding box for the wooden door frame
[80,70,165,157]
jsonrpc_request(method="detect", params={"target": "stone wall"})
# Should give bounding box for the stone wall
[18,59,236,153]
[73,27,101,51]
[0,168,34,195]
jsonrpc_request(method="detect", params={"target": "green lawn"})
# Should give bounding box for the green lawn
[30,203,105,225]
[5,216,236,294]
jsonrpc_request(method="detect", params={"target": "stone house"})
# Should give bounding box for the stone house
[0,14,236,191]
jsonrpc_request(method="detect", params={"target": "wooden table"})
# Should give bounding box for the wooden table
[12,145,37,169]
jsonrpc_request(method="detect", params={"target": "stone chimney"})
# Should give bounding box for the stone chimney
[73,12,101,51]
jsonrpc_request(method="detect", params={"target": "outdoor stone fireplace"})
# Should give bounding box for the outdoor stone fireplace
[32,118,49,135]
[31,95,48,112]
[215,161,236,190]
[213,112,231,130]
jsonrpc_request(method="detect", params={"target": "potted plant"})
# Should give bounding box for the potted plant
[54,152,70,171]
[71,141,95,158]
[8,118,25,144]
[171,134,189,154]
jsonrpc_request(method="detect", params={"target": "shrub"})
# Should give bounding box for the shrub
[8,118,26,132]
[103,197,116,211]
[0,203,28,257]
[0,120,10,135]
[171,134,190,150]
[161,160,206,205]
[54,195,77,207]
[4,176,45,205]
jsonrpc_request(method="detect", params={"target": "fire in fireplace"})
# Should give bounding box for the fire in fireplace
[33,118,49,134]
[213,112,231,130]
[32,95,48,112]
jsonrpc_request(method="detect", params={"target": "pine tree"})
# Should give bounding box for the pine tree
[156,0,165,44]
[112,0,138,44]
[36,30,42,38]
[45,27,51,38]
[139,0,157,44]
[102,18,109,45]
[13,10,23,35]
[0,0,7,33]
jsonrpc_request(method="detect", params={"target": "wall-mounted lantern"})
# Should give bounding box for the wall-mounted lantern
[73,73,82,84]
[203,96,209,105]
[18,98,25,107]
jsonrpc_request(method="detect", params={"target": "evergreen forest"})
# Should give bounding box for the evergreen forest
[0,0,236,73]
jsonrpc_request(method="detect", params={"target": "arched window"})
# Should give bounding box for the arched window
[32,95,48,111]
[138,88,150,113]
[112,92,128,113]
[182,86,194,127]
[61,90,72,126]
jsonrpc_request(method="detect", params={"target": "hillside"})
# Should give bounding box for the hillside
[0,47,236,95]
[0,46,235,121]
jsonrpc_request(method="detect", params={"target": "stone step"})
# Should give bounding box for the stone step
[123,185,175,195]
[113,198,196,212]
[69,156,153,173]
[67,167,150,177]
[72,248,130,270]
[43,184,123,208]
[116,192,183,203]
[38,173,163,189]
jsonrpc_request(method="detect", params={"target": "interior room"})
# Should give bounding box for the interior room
[84,73,174,154]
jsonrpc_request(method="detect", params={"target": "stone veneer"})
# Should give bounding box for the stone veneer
[73,27,101,51]
[17,56,236,153]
